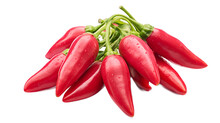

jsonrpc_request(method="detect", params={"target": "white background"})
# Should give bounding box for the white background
[0,0,219,122]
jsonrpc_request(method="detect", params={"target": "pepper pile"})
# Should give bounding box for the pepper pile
[24,6,207,117]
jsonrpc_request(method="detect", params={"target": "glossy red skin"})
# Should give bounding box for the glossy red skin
[119,35,160,85]
[24,53,66,92]
[146,28,207,69]
[101,55,134,117]
[63,61,103,102]
[56,33,99,97]
[155,55,187,95]
[45,26,85,59]
[129,66,151,91]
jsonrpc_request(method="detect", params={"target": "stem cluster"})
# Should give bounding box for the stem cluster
[87,6,154,60]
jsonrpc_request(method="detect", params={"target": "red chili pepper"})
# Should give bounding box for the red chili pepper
[45,26,85,59]
[119,35,160,85]
[63,61,103,102]
[155,54,187,95]
[101,55,134,117]
[24,53,66,92]
[56,33,99,97]
[129,66,151,91]
[146,28,207,69]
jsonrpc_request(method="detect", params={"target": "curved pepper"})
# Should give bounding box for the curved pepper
[155,54,187,95]
[129,66,151,91]
[24,53,66,92]
[146,28,207,69]
[46,26,85,59]
[101,55,134,117]
[63,61,103,102]
[56,33,99,97]
[119,35,160,85]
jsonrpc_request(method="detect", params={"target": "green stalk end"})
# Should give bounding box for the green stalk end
[62,49,69,56]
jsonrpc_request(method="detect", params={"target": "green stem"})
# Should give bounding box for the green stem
[119,6,154,38]
[108,14,144,32]
[99,42,106,49]
[109,27,120,42]
[110,24,124,50]
[99,28,118,45]
[112,16,136,31]
[99,55,105,61]
[96,29,122,60]
[62,49,69,55]
[117,14,143,31]
[119,6,136,20]
[99,14,143,32]
[99,39,106,44]
[98,18,106,23]
[105,20,114,55]
[96,51,105,60]
[119,6,144,32]
[97,36,121,60]
[93,22,105,33]
[96,13,146,57]
[97,13,143,35]
[93,23,107,38]
[113,19,127,25]
[111,35,122,50]
[111,24,125,37]
[85,19,107,33]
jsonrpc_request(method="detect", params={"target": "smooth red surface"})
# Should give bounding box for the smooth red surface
[101,55,134,117]
[155,55,187,95]
[146,28,207,69]
[129,66,151,91]
[45,26,85,59]
[56,33,99,97]
[63,61,103,102]
[24,53,66,92]
[119,35,160,85]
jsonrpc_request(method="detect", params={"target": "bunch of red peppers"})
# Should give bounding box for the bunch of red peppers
[24,6,207,117]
